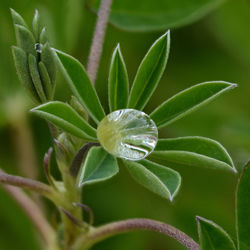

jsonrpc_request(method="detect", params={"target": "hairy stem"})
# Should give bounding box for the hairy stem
[74,218,200,250]
[0,169,52,198]
[87,0,113,84]
[1,184,57,248]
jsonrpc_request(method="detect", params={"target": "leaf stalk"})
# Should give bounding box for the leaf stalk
[73,218,200,250]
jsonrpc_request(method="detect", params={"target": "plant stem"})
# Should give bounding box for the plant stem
[87,0,113,84]
[1,184,57,248]
[56,162,83,249]
[74,218,200,250]
[0,169,52,198]
[62,191,83,248]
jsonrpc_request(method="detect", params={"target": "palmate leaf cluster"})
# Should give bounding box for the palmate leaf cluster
[29,30,237,202]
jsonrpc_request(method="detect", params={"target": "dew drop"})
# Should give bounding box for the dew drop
[34,43,43,53]
[97,109,158,161]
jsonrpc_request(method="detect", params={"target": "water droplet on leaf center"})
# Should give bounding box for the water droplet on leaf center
[97,109,158,161]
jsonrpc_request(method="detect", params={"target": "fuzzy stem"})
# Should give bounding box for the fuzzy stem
[74,218,200,250]
[1,184,57,247]
[0,169,52,198]
[87,0,113,84]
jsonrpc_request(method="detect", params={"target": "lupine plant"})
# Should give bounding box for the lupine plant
[0,3,249,250]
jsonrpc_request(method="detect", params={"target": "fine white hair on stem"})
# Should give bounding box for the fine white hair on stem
[87,0,113,85]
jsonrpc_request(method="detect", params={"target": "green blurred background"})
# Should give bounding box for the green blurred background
[0,0,250,249]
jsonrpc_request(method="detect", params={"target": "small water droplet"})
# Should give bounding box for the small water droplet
[97,109,158,161]
[34,43,43,53]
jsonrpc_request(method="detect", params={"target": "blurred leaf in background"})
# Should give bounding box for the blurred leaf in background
[89,0,226,31]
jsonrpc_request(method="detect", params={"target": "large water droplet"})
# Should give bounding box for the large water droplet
[97,109,158,161]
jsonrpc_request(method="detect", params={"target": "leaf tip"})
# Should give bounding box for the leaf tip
[232,166,238,174]
[195,216,204,232]
[165,29,170,35]
[231,83,238,89]
[196,216,216,227]
[77,182,83,188]
[163,30,171,42]
[159,30,170,42]
[114,43,121,56]
[30,107,36,113]
[196,215,203,223]
[116,43,120,49]
[220,81,238,89]
[10,8,19,17]
[195,215,209,229]
[30,104,43,113]
[169,195,174,202]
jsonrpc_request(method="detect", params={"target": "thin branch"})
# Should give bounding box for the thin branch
[1,184,55,246]
[74,218,200,250]
[0,169,52,198]
[87,0,113,84]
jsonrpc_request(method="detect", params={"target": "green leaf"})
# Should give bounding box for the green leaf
[236,161,250,250]
[151,136,236,172]
[28,54,47,103]
[31,101,97,141]
[108,44,129,112]
[38,61,53,100]
[10,8,28,27]
[150,81,237,128]
[55,50,105,123]
[12,46,40,103]
[14,25,36,56]
[124,159,181,201]
[54,132,82,167]
[41,43,56,85]
[32,10,42,42]
[40,28,48,44]
[78,146,119,187]
[196,216,236,250]
[70,96,88,120]
[128,31,170,110]
[89,0,225,32]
